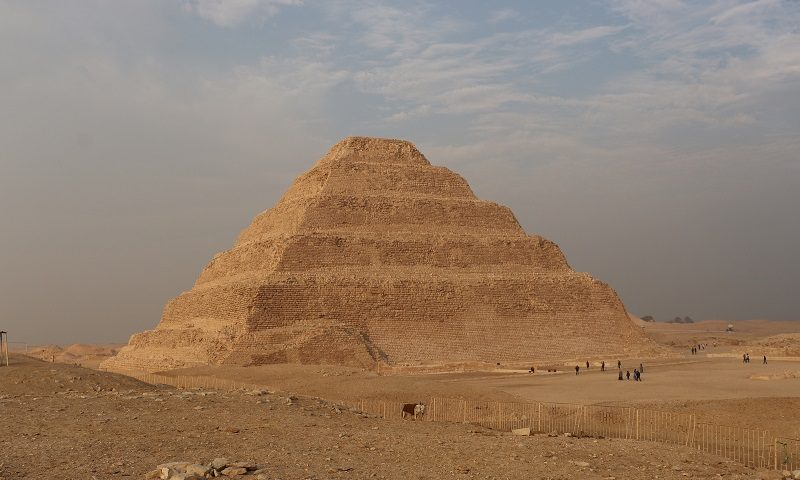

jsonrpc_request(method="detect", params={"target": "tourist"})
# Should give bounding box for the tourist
[626,370,630,380]
[639,363,644,373]
[601,361,605,372]
[618,370,623,381]
[633,369,639,381]
[743,353,747,363]
[617,360,621,369]
[763,355,767,364]
[586,361,590,369]
[575,365,580,375]
[529,366,535,373]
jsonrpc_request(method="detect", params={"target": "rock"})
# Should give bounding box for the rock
[144,469,161,480]
[171,474,204,480]
[755,469,782,480]
[157,462,191,471]
[184,464,210,476]
[159,467,172,479]
[573,461,590,468]
[229,461,257,470]
[221,466,248,476]
[223,426,240,434]
[792,470,800,479]
[256,475,269,480]
[210,458,229,470]
[511,427,531,436]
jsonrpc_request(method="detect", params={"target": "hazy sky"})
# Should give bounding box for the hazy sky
[1,0,798,345]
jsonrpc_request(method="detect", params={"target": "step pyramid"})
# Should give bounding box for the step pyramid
[102,137,657,373]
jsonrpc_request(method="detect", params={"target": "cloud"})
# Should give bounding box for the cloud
[183,0,302,27]
[548,25,627,47]
[488,8,517,24]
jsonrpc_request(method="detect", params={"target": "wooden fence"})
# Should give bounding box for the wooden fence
[123,371,799,472]
[346,397,798,470]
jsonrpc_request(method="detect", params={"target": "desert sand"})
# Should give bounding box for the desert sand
[0,354,774,480]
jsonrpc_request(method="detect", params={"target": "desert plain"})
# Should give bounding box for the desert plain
[3,318,800,480]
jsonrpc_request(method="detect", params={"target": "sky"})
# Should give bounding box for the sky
[1,0,798,345]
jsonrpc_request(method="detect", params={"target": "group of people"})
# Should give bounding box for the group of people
[690,343,707,354]
[742,353,768,364]
[618,368,643,381]
[572,360,646,383]
[615,362,644,381]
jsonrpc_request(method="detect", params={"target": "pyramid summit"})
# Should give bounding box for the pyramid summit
[102,136,657,373]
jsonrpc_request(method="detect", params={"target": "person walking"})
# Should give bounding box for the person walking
[626,370,630,380]
[586,361,590,369]
[575,365,580,375]
[633,369,639,381]
[617,360,621,369]
[639,363,644,373]
[618,370,623,380]
[763,355,767,364]
[601,361,605,372]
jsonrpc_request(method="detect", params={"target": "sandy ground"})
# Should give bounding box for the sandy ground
[161,356,800,438]
[433,357,800,437]
[155,322,800,440]
[0,355,766,480]
[22,343,123,369]
[640,320,800,349]
[167,363,520,403]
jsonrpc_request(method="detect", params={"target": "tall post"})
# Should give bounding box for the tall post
[774,438,778,471]
[537,403,542,433]
[635,409,640,440]
[0,331,8,367]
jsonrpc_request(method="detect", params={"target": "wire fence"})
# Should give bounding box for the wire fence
[123,371,799,472]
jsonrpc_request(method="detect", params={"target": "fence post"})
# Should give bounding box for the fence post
[463,399,467,424]
[537,403,542,433]
[635,409,640,440]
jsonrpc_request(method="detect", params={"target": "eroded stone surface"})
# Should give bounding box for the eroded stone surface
[102,136,658,373]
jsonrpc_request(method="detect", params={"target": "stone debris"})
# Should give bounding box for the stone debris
[146,459,261,479]
[511,427,531,436]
